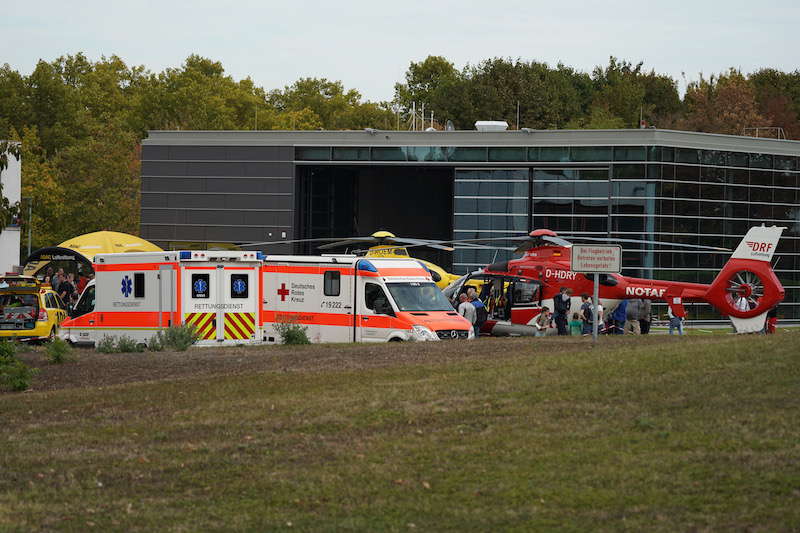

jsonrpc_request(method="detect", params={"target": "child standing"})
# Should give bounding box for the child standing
[569,312,583,336]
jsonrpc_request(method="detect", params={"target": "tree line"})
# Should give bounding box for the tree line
[1,53,799,252]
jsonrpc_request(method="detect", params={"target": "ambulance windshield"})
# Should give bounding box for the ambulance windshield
[386,282,453,312]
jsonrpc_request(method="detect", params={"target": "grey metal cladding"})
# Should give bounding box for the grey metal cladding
[141,145,170,160]
[142,192,292,210]
[142,160,293,177]
[143,177,292,194]
[141,145,292,161]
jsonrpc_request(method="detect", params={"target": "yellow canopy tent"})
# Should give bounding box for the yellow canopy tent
[23,231,163,277]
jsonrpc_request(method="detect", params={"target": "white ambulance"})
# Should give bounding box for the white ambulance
[261,256,473,343]
[60,250,262,346]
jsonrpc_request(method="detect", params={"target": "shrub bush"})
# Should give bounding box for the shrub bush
[274,322,311,345]
[161,324,200,351]
[0,358,38,391]
[96,335,117,353]
[46,337,73,364]
[148,331,165,352]
[115,335,144,353]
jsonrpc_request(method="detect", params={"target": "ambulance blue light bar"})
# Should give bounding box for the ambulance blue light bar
[179,251,192,259]
[357,259,378,272]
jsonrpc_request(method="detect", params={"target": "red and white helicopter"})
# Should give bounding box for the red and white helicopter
[443,226,785,335]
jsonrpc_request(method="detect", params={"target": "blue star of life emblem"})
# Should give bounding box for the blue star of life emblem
[194,278,208,294]
[232,278,247,295]
[121,275,132,297]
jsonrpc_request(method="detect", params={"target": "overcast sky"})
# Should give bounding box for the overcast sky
[3,0,799,101]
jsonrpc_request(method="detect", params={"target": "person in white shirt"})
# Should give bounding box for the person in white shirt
[457,293,476,326]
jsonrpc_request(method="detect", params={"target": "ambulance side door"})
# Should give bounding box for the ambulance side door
[319,267,352,342]
[356,277,394,342]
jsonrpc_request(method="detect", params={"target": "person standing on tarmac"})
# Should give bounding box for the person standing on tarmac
[553,287,572,336]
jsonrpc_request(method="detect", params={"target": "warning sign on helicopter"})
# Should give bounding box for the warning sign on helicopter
[571,245,622,273]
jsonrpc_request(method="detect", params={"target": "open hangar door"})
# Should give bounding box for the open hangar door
[296,166,454,269]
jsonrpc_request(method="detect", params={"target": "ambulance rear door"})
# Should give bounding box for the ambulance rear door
[182,261,258,343]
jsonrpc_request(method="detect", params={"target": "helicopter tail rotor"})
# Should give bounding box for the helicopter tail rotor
[704,226,785,331]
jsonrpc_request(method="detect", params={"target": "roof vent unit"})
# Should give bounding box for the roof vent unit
[475,120,508,132]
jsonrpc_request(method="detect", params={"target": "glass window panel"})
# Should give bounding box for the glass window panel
[614,182,650,197]
[614,146,646,161]
[454,181,478,195]
[405,146,447,161]
[556,181,575,197]
[572,216,607,232]
[749,203,772,220]
[576,182,609,198]
[577,168,609,180]
[700,183,725,200]
[701,166,726,183]
[675,148,700,164]
[660,147,675,162]
[675,165,700,180]
[489,169,528,180]
[674,200,699,216]
[533,181,558,197]
[533,199,562,215]
[574,199,608,215]
[536,147,570,162]
[295,147,331,161]
[647,164,661,179]
[660,199,675,214]
[613,198,646,214]
[613,164,645,179]
[527,147,538,161]
[449,147,487,162]
[454,215,478,229]
[701,150,726,166]
[728,152,748,167]
[661,181,675,198]
[774,172,797,189]
[750,186,772,203]
[750,170,773,187]
[647,146,661,161]
[488,147,526,161]
[774,155,796,171]
[675,182,699,198]
[611,216,645,232]
[727,168,748,185]
[535,168,577,180]
[749,153,773,169]
[726,185,748,202]
[661,164,675,179]
[572,146,612,161]
[371,147,406,161]
[332,147,369,161]
[454,198,477,213]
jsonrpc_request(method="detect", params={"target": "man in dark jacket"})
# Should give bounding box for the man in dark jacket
[638,298,652,334]
[552,287,572,336]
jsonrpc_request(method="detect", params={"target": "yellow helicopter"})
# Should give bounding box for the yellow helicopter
[252,230,479,289]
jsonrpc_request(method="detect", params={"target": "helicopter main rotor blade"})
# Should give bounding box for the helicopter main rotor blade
[558,235,730,251]
[317,238,381,250]
[386,237,454,251]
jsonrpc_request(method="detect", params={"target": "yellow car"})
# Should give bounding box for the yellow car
[0,276,68,343]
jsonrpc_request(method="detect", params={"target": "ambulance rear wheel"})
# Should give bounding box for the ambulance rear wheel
[389,337,403,342]
[45,327,56,344]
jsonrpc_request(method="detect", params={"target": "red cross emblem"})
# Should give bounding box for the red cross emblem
[277,283,290,301]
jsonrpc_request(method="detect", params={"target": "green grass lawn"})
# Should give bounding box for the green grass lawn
[1,333,799,531]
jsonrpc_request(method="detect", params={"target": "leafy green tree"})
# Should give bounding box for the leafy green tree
[565,105,626,129]
[16,126,65,249]
[0,140,20,235]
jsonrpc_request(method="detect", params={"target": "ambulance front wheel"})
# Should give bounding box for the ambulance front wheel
[389,337,403,342]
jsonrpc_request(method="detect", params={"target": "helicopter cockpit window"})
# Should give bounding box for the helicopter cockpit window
[512,280,540,306]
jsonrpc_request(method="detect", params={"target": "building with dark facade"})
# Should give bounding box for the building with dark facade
[141,129,800,322]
